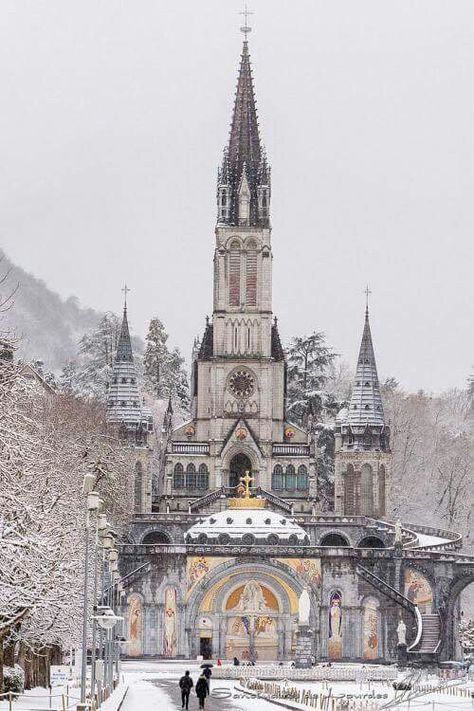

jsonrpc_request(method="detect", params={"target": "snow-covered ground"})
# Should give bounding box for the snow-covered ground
[119,661,474,711]
[2,661,473,711]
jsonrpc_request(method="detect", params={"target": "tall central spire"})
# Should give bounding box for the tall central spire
[217,33,270,227]
[228,40,262,180]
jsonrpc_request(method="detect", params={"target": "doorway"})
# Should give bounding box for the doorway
[229,453,252,488]
[200,637,212,660]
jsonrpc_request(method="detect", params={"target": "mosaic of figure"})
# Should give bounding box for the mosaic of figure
[237,581,268,612]
[280,558,322,589]
[404,569,433,613]
[225,582,279,661]
[163,587,178,657]
[328,590,343,659]
[187,556,210,587]
[128,594,142,657]
[362,598,379,660]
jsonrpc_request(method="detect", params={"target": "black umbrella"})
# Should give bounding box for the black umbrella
[200,663,214,667]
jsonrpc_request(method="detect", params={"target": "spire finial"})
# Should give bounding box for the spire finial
[240,3,253,38]
[122,283,130,310]
[364,285,371,319]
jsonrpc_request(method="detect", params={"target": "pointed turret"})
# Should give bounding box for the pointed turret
[334,301,391,518]
[347,307,385,426]
[217,39,271,227]
[115,306,133,363]
[106,295,153,444]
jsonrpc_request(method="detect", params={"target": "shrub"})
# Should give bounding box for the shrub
[3,665,25,696]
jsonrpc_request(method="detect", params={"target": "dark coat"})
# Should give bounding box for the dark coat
[195,678,209,698]
[179,675,193,691]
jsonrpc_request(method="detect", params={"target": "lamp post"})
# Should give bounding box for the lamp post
[90,513,109,701]
[93,607,122,695]
[80,478,101,705]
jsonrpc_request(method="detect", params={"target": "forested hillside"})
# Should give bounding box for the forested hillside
[0,250,100,372]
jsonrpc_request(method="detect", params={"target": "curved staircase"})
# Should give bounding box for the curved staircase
[356,564,441,657]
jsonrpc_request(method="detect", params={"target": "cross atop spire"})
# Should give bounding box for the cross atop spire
[240,3,253,37]
[364,285,371,316]
[122,283,130,309]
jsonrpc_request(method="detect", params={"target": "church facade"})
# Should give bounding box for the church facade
[114,33,474,665]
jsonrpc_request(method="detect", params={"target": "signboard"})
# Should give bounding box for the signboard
[50,666,69,686]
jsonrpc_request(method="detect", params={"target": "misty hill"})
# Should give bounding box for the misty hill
[0,250,101,372]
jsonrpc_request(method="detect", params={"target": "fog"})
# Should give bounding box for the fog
[1,0,473,391]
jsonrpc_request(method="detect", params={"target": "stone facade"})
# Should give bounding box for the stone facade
[113,34,474,665]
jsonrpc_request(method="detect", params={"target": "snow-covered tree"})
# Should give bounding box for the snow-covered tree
[286,332,337,428]
[459,619,474,652]
[143,317,189,411]
[0,359,134,689]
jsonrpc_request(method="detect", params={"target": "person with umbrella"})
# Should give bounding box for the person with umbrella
[201,663,213,685]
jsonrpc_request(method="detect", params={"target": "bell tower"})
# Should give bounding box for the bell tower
[213,35,273,359]
[334,300,391,518]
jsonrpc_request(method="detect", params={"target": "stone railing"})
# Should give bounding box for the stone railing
[401,521,462,551]
[171,442,210,455]
[118,541,466,563]
[272,444,310,456]
[213,664,398,682]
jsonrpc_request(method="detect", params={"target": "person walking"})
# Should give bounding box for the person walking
[195,673,209,710]
[202,665,212,687]
[179,670,193,710]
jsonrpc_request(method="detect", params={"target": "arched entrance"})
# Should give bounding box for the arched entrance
[187,560,312,661]
[229,453,252,488]
[224,581,280,661]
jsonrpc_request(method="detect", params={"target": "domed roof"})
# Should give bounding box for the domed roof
[186,508,309,546]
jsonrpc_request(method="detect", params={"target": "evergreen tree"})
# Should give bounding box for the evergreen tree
[143,318,190,411]
[286,332,337,427]
[59,312,120,400]
[143,318,169,398]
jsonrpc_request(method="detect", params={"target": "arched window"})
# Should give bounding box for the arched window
[360,464,374,515]
[186,463,197,489]
[320,533,350,547]
[134,461,143,513]
[173,463,184,489]
[229,240,241,307]
[286,465,296,491]
[197,464,209,490]
[297,465,308,491]
[246,240,257,306]
[344,464,355,514]
[272,464,284,490]
[378,465,386,517]
[142,531,171,545]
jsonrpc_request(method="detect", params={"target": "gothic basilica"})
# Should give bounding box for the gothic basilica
[110,30,474,664]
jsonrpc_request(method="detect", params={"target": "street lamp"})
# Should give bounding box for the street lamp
[80,475,102,706]
[93,607,123,692]
[90,515,111,703]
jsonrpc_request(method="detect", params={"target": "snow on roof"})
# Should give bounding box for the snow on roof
[186,507,309,544]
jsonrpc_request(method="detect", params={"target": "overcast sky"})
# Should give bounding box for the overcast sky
[0,0,473,392]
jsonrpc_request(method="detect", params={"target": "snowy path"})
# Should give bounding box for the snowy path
[121,664,277,711]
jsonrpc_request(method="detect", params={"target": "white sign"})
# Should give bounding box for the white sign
[50,667,69,686]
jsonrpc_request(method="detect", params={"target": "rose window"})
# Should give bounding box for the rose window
[229,370,255,399]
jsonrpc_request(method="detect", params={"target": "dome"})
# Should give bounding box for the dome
[185,508,309,546]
